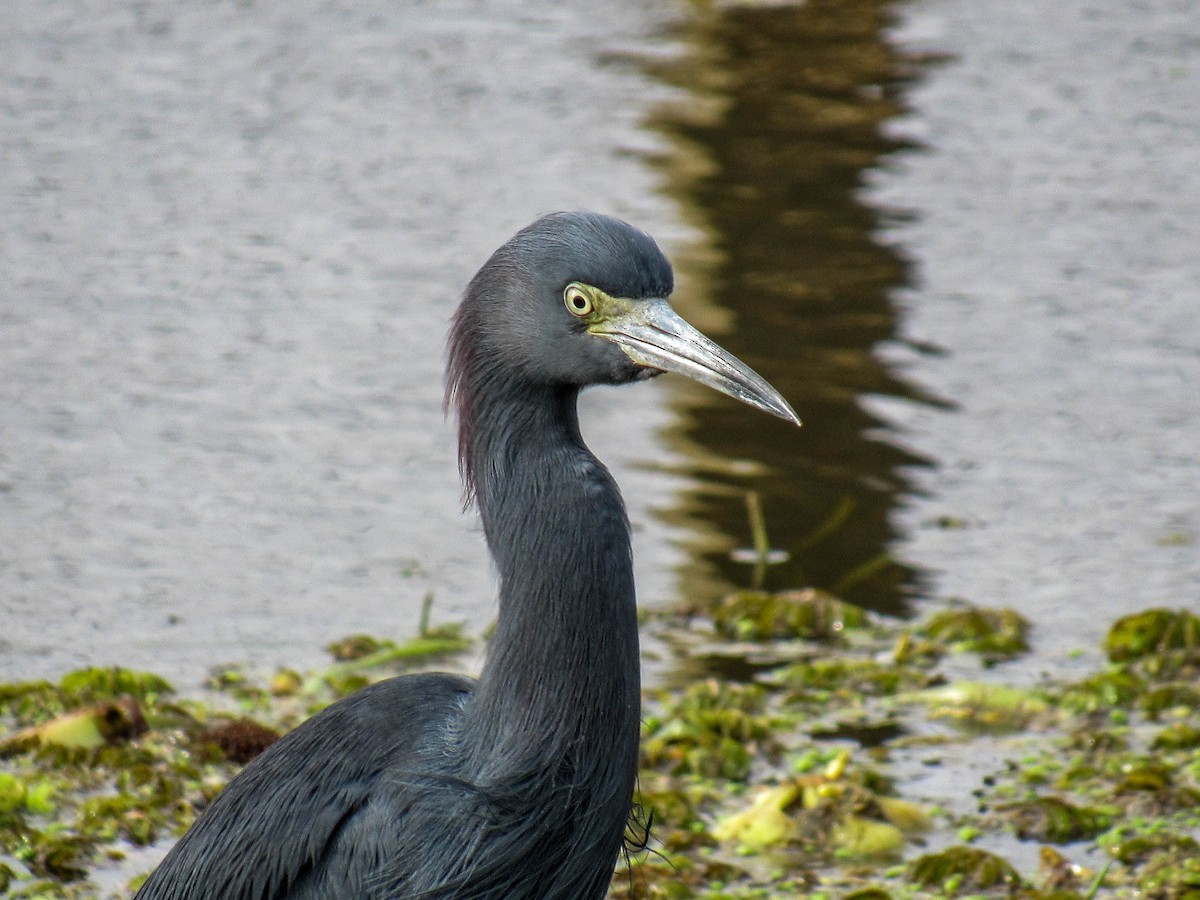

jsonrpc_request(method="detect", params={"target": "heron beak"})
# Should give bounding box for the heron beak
[590,297,801,426]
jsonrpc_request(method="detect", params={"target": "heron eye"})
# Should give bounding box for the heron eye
[564,284,593,318]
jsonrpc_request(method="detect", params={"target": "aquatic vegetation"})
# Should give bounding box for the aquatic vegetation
[912,681,1052,731]
[918,604,1031,663]
[712,589,869,643]
[197,718,280,764]
[1104,608,1200,661]
[710,751,928,859]
[0,680,196,894]
[0,626,472,898]
[0,699,146,756]
[1056,669,1145,713]
[642,680,779,780]
[778,657,942,706]
[5,599,1200,897]
[996,796,1111,843]
[1138,681,1200,718]
[907,845,1022,894]
[1152,722,1200,750]
[712,781,802,851]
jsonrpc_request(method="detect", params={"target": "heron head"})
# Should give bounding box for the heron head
[449,212,799,426]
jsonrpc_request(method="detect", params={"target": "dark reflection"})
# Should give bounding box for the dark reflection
[810,720,908,748]
[644,0,942,616]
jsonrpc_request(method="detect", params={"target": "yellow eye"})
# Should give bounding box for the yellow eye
[564,283,594,318]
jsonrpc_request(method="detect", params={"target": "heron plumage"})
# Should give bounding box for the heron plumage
[135,213,795,899]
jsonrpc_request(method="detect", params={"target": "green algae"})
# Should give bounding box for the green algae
[918,605,1031,663]
[1152,722,1200,750]
[0,626,473,898]
[907,845,1023,894]
[778,657,942,706]
[996,796,1111,843]
[712,589,869,643]
[913,681,1052,732]
[1057,669,1146,713]
[5,600,1200,898]
[1104,608,1200,664]
[642,680,779,780]
[625,596,1200,898]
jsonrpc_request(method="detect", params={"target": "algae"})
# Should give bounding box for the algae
[4,598,1200,898]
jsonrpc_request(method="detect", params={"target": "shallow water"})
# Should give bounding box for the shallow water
[0,0,690,684]
[642,0,935,618]
[3,0,1198,690]
[647,0,1200,674]
[872,0,1200,668]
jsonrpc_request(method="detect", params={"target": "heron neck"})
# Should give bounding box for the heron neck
[462,381,641,776]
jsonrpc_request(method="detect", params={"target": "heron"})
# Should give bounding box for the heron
[135,212,799,899]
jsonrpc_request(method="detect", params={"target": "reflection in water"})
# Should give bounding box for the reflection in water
[646,0,940,616]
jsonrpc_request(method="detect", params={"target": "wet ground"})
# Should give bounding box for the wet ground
[3,0,1198,688]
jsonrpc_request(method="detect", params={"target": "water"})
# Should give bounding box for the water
[873,0,1200,668]
[0,0,691,684]
[3,0,1198,690]
[642,0,936,617]
[643,0,1199,674]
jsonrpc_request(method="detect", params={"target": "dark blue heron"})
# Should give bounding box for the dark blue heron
[135,212,798,899]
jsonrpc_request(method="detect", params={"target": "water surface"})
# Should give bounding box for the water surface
[643,0,938,617]
[645,0,1199,674]
[872,0,1200,668]
[0,0,691,684]
[3,0,1196,691]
